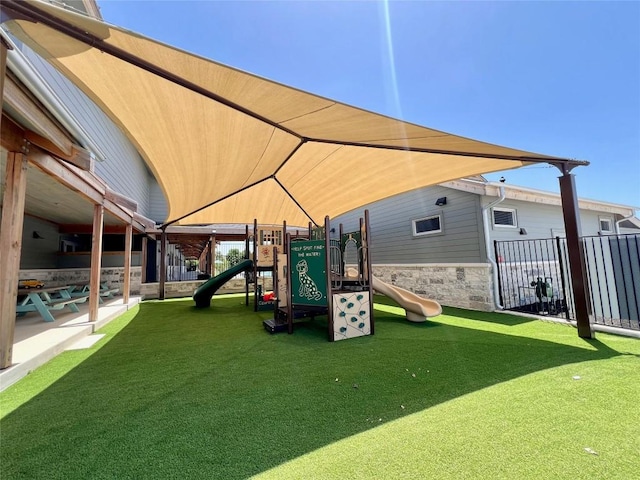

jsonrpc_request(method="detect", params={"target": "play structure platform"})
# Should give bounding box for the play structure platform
[263,306,323,333]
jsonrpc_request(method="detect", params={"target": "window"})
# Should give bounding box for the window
[412,214,442,236]
[59,240,76,253]
[492,207,517,228]
[599,216,613,234]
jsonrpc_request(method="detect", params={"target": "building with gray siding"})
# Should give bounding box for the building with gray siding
[333,177,639,312]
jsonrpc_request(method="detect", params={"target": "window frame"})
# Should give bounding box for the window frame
[598,216,614,234]
[492,207,518,228]
[412,213,443,237]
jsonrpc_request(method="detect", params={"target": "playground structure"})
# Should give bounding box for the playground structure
[194,210,442,340]
[246,220,307,313]
[264,211,375,342]
[193,221,308,310]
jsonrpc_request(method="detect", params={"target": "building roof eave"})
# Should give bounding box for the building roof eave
[440,178,638,216]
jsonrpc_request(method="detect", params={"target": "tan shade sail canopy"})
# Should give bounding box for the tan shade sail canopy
[1,0,583,227]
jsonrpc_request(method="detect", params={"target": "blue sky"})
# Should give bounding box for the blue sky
[98,1,639,210]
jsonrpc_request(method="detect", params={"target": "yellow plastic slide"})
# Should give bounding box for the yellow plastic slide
[345,268,441,322]
[371,276,442,322]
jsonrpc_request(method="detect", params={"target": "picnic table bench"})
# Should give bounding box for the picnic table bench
[68,283,119,303]
[16,286,88,322]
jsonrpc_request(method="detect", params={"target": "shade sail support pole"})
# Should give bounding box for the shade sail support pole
[555,164,593,338]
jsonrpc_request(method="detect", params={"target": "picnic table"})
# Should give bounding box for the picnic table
[16,286,88,322]
[68,283,119,303]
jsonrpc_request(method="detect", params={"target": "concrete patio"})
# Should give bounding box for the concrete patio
[0,295,142,392]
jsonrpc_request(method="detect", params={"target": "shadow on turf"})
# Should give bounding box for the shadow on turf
[1,296,621,479]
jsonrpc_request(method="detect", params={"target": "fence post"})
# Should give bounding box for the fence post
[493,240,504,307]
[555,236,571,321]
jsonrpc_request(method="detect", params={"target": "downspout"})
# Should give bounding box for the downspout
[481,184,506,310]
[2,30,107,162]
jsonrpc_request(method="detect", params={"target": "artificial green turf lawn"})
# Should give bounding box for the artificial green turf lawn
[1,295,639,479]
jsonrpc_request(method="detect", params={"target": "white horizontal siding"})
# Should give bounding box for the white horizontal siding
[484,199,620,242]
[149,180,168,224]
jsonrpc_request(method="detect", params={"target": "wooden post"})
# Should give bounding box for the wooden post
[0,153,28,369]
[0,36,7,134]
[140,236,147,283]
[123,223,132,304]
[559,172,593,338]
[159,229,167,300]
[89,204,104,321]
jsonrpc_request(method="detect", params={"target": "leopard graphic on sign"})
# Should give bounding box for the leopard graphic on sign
[296,259,323,301]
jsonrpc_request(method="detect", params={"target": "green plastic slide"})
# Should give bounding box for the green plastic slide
[193,259,253,308]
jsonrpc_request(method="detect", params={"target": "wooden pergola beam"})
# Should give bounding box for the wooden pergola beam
[2,114,148,231]
[24,130,93,171]
[106,188,138,213]
[2,74,93,170]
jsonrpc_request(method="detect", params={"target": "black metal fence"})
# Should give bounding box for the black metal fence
[214,241,249,277]
[495,234,640,331]
[162,240,250,282]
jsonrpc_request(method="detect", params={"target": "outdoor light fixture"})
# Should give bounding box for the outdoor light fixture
[435,197,447,206]
[519,228,528,235]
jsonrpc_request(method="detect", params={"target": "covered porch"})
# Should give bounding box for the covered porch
[0,50,155,369]
[0,294,141,391]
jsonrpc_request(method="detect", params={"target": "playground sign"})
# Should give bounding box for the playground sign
[290,240,327,306]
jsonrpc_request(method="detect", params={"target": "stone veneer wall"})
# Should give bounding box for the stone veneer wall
[138,264,492,309]
[19,267,142,294]
[372,264,494,311]
[141,278,274,300]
